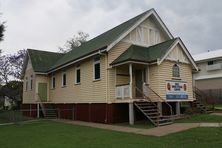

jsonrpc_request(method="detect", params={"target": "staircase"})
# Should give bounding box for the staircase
[37,94,57,119]
[134,85,173,126]
[44,106,57,119]
[134,101,173,126]
[193,87,213,113]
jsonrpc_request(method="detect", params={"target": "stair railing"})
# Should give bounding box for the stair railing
[193,86,207,105]
[143,84,173,117]
[133,85,160,126]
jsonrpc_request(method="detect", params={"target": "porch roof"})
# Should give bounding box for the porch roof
[111,38,177,66]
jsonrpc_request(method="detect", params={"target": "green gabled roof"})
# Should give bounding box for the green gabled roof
[49,9,153,71]
[111,38,178,65]
[27,49,65,72]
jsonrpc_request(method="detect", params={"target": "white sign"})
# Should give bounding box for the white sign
[166,80,188,99]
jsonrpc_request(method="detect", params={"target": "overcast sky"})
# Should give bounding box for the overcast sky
[0,0,222,55]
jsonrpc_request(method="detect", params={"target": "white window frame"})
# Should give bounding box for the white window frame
[51,75,55,89]
[75,64,81,84]
[93,57,101,81]
[61,72,67,87]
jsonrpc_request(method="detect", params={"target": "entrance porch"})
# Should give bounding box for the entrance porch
[112,63,177,126]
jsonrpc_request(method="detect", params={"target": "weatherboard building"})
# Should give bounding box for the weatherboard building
[22,9,198,126]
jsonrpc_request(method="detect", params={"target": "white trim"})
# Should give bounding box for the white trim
[194,74,222,80]
[107,9,173,52]
[122,26,161,47]
[111,60,152,67]
[75,64,81,84]
[35,72,47,75]
[129,64,133,99]
[158,39,198,71]
[93,57,101,81]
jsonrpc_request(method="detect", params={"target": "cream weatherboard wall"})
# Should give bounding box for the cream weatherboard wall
[158,60,194,101]
[149,44,194,102]
[23,59,36,104]
[49,56,107,103]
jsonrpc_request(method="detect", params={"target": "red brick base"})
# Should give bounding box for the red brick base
[21,103,129,123]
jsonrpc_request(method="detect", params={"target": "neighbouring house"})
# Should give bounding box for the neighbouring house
[21,9,198,126]
[193,49,222,103]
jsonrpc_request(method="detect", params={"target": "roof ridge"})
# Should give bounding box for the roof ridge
[148,38,178,48]
[27,48,65,54]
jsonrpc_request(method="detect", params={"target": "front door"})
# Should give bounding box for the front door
[135,70,143,98]
[38,83,47,102]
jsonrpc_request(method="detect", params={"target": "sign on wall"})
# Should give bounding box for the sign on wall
[166,80,188,100]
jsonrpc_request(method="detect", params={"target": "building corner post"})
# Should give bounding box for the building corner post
[176,102,181,115]
[129,63,133,99]
[129,103,134,125]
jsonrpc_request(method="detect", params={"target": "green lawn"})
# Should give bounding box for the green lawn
[215,104,222,109]
[176,113,222,123]
[0,120,222,148]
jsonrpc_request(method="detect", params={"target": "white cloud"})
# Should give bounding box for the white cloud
[0,0,222,55]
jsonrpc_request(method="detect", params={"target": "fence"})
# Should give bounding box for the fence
[201,89,222,104]
[0,108,74,124]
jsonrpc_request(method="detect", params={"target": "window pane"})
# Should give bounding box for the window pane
[76,69,80,83]
[173,64,180,77]
[25,77,28,90]
[30,80,33,90]
[63,74,66,86]
[53,77,55,88]
[208,61,214,65]
[94,63,100,80]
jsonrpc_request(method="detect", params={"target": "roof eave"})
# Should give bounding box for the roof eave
[48,46,107,73]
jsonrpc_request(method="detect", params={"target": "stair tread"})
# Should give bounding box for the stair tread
[158,122,173,126]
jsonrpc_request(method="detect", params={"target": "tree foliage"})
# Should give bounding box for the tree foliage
[0,50,26,84]
[8,49,26,79]
[0,19,5,42]
[59,31,89,53]
[0,55,12,84]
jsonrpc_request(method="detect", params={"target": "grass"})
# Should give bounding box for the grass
[0,110,32,124]
[0,120,222,148]
[215,104,222,109]
[176,113,222,123]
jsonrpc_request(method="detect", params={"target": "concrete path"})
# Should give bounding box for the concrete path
[53,119,203,136]
[212,112,222,116]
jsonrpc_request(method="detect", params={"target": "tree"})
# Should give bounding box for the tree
[8,49,26,79]
[0,19,5,42]
[0,55,12,84]
[0,50,25,84]
[59,31,89,53]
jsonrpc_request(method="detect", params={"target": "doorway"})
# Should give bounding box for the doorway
[135,70,143,98]
[38,83,47,102]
